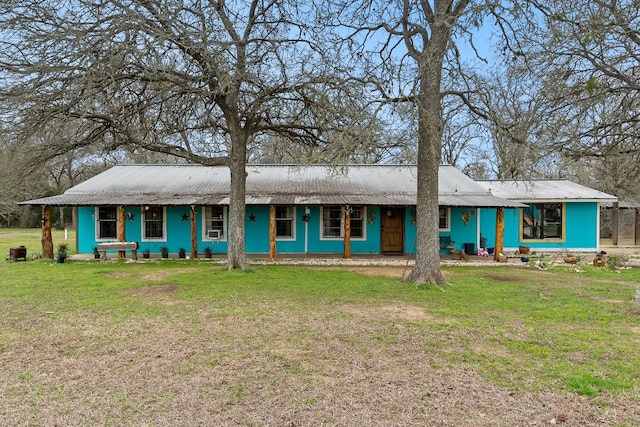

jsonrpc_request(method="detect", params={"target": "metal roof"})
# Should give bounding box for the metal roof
[600,200,640,209]
[476,180,618,202]
[20,164,525,208]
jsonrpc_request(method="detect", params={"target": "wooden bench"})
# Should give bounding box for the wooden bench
[96,242,138,261]
[439,235,455,252]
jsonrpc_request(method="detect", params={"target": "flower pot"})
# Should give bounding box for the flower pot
[57,255,66,263]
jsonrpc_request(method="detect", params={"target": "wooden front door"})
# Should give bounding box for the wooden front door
[381,207,404,253]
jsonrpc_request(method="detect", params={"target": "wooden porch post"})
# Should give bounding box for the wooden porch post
[493,207,504,261]
[191,205,198,259]
[41,205,54,259]
[117,205,126,259]
[269,205,277,260]
[343,205,351,259]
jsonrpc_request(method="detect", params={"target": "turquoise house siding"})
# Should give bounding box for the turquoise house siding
[77,202,600,256]
[479,207,522,250]
[77,206,96,254]
[305,206,380,254]
[405,207,480,254]
[565,202,599,249]
[479,202,600,251]
[448,207,479,253]
[78,205,383,256]
[405,209,416,254]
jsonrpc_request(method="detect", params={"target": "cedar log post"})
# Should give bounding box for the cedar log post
[41,205,54,259]
[269,205,277,260]
[493,207,504,261]
[117,205,126,259]
[343,205,351,259]
[191,205,198,259]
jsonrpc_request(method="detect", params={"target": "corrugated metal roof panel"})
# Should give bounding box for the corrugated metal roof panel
[19,164,524,207]
[476,180,617,202]
[439,194,525,207]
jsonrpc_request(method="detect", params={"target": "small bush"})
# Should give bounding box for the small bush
[606,254,628,270]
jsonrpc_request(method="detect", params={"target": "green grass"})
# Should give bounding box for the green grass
[1,227,77,258]
[2,254,639,396]
[1,229,640,424]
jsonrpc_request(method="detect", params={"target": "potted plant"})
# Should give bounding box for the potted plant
[56,243,68,263]
[93,246,101,260]
[160,246,169,259]
[203,247,212,259]
[142,248,150,259]
[178,248,186,259]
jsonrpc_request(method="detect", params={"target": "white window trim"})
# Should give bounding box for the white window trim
[439,207,451,232]
[320,206,367,240]
[202,206,228,242]
[141,206,167,242]
[276,206,296,241]
[95,206,119,242]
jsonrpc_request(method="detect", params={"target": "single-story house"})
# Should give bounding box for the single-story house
[19,164,615,258]
[476,180,618,253]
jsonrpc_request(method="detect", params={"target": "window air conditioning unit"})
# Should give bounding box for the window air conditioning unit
[207,229,221,240]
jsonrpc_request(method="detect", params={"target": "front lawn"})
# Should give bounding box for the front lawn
[0,231,639,425]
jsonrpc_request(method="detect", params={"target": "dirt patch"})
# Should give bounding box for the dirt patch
[104,272,131,279]
[141,271,174,281]
[306,265,412,278]
[130,283,181,296]
[341,303,452,322]
[483,274,523,283]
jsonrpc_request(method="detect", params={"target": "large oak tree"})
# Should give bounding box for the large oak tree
[0,0,369,269]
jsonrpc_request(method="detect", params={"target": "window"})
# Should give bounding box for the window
[439,207,450,230]
[522,203,563,240]
[321,206,365,239]
[96,206,117,240]
[203,206,226,240]
[143,206,165,240]
[275,206,295,239]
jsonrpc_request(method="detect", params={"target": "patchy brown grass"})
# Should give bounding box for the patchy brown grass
[2,295,638,426]
[1,260,640,426]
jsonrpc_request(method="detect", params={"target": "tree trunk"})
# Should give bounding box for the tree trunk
[19,205,31,228]
[635,208,640,246]
[227,127,249,270]
[612,202,619,245]
[41,205,54,259]
[409,39,448,285]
